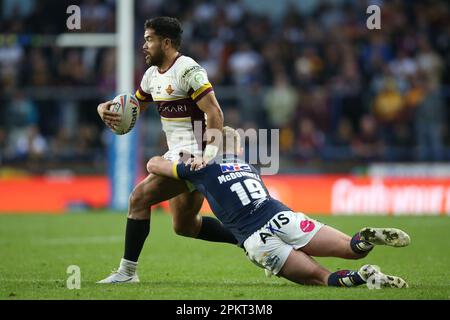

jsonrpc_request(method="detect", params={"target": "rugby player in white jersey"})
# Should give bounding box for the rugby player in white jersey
[96,17,237,283]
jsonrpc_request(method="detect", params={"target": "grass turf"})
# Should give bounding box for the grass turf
[0,211,449,300]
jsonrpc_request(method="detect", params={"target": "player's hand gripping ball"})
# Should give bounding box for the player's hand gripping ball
[110,94,140,135]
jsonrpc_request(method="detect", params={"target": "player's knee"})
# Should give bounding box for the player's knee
[146,157,163,174]
[128,187,149,219]
[173,221,196,237]
[130,176,163,209]
[173,224,189,237]
[146,160,153,174]
[129,187,143,207]
[172,215,201,237]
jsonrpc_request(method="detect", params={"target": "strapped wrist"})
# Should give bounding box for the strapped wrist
[203,144,219,163]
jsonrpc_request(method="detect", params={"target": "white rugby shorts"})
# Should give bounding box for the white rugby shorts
[243,211,324,275]
[162,146,202,162]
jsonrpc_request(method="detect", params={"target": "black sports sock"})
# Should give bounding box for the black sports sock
[123,218,150,262]
[197,216,238,245]
[327,270,365,287]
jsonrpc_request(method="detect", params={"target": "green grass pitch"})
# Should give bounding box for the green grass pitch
[0,211,449,300]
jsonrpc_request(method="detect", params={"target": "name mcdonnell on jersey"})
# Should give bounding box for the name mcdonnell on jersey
[217,163,261,184]
[173,157,292,246]
[135,54,213,152]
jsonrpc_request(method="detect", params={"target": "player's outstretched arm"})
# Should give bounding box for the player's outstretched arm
[196,91,224,165]
[146,156,178,179]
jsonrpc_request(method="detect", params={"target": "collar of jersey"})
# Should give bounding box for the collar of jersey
[157,53,182,74]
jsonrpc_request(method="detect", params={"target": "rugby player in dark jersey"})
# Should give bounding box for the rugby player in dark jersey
[147,126,410,288]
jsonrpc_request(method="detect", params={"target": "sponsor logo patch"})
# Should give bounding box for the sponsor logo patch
[220,163,252,173]
[181,65,201,79]
[300,219,315,233]
[194,73,205,84]
[165,84,174,95]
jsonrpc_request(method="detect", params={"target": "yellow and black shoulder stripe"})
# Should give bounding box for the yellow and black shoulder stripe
[135,87,153,102]
[190,83,213,102]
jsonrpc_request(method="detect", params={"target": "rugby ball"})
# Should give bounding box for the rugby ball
[110,94,140,135]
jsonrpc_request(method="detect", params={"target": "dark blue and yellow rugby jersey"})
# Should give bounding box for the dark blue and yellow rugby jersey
[174,155,291,246]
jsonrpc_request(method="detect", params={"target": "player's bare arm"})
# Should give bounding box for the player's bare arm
[146,156,178,179]
[192,91,224,170]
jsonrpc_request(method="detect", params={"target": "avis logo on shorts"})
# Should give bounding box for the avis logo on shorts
[220,163,251,173]
[300,220,315,233]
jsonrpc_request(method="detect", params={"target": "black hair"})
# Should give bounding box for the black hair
[144,17,183,50]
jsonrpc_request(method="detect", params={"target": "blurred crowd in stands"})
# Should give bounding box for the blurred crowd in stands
[0,0,449,173]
